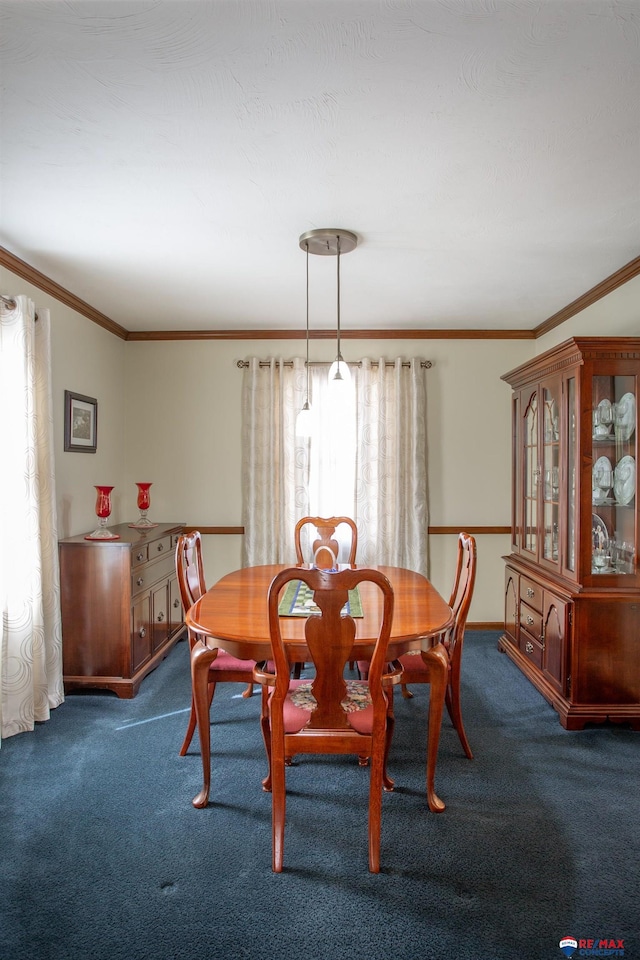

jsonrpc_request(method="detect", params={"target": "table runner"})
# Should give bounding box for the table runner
[278,580,363,617]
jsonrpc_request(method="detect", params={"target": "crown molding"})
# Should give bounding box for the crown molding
[3,244,638,342]
[126,327,533,341]
[533,254,640,339]
[0,246,129,340]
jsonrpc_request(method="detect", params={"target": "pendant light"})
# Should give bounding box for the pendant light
[328,232,349,387]
[299,228,358,390]
[295,240,312,437]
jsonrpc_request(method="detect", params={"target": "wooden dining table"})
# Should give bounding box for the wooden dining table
[185,563,454,813]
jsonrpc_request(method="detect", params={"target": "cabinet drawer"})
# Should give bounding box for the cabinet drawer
[520,629,543,669]
[519,601,542,639]
[132,543,149,567]
[131,553,175,596]
[149,535,172,560]
[520,576,542,612]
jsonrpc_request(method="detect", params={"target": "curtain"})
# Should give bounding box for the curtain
[0,296,64,742]
[241,357,309,565]
[354,358,428,573]
[241,356,428,574]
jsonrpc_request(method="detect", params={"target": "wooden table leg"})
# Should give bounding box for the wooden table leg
[421,642,448,813]
[190,641,218,809]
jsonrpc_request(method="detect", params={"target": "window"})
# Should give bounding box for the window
[241,356,429,573]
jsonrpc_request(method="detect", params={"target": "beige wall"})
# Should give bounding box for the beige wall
[123,337,529,616]
[2,261,638,622]
[0,265,127,535]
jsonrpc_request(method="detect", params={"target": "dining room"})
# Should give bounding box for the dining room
[2,259,638,954]
[2,0,640,955]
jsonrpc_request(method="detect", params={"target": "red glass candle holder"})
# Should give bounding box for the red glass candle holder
[85,486,120,540]
[128,482,158,529]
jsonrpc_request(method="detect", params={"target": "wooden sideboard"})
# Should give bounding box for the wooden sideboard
[59,522,185,698]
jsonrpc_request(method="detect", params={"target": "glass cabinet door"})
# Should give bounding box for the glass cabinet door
[522,390,538,558]
[541,381,561,564]
[565,377,576,573]
[591,373,637,577]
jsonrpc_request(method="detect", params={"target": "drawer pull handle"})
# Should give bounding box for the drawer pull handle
[525,641,534,654]
[137,577,144,587]
[526,615,534,625]
[139,627,147,639]
[136,552,145,562]
[173,599,180,608]
[527,588,534,598]
[157,543,164,552]
[157,611,165,622]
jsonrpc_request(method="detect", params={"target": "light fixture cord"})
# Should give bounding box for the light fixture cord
[305,241,310,400]
[336,233,342,365]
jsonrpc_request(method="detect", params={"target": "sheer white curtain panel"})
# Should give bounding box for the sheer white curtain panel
[0,296,64,742]
[241,356,428,574]
[241,357,309,565]
[353,358,428,574]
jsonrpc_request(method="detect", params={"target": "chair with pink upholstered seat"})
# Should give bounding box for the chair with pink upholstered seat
[357,532,477,759]
[253,565,402,873]
[174,531,254,757]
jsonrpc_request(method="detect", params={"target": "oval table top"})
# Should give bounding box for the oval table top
[186,563,454,661]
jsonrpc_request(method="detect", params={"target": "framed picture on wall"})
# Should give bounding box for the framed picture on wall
[64,390,98,453]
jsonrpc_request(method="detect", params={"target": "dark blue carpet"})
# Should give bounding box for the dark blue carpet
[1,632,637,960]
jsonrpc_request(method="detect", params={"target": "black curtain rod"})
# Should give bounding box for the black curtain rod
[236,359,432,369]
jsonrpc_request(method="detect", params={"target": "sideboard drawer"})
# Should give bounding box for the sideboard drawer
[520,630,543,669]
[519,601,542,639]
[132,544,148,567]
[131,553,174,597]
[520,576,542,612]
[149,535,172,559]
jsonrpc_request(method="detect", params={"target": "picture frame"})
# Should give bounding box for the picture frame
[64,390,98,453]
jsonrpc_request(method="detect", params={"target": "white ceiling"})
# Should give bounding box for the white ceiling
[1,0,639,334]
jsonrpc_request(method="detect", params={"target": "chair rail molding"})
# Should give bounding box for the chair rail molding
[186,525,510,536]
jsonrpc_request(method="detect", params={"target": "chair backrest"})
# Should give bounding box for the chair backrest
[175,531,207,611]
[294,516,358,569]
[267,566,394,730]
[445,532,477,660]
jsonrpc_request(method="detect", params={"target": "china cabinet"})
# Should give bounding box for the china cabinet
[59,522,185,698]
[500,338,640,729]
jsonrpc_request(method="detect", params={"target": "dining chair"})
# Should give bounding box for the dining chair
[357,533,476,759]
[174,531,255,757]
[294,515,358,569]
[401,532,477,759]
[292,515,359,677]
[253,565,402,873]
